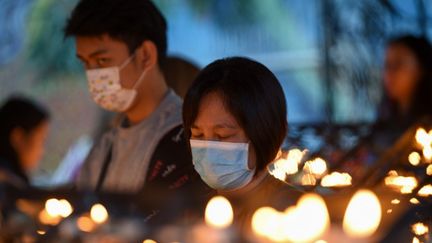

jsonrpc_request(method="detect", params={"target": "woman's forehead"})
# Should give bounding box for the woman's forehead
[194,92,239,128]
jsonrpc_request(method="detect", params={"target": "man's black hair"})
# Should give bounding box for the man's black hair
[183,57,288,172]
[64,0,167,65]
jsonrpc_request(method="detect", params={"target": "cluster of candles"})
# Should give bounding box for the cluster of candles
[6,127,432,242]
[37,198,109,235]
[195,190,382,243]
[269,148,352,188]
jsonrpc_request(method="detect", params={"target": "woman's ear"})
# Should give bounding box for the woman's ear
[136,40,158,70]
[10,127,26,152]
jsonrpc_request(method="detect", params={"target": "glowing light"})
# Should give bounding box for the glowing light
[37,230,46,235]
[301,173,317,186]
[427,164,432,176]
[252,207,281,238]
[409,152,421,166]
[384,172,418,194]
[423,146,432,162]
[386,209,392,214]
[143,240,157,243]
[410,198,420,204]
[412,236,420,243]
[415,128,432,148]
[390,199,400,205]
[269,149,307,181]
[252,194,329,242]
[58,199,73,218]
[44,198,73,218]
[38,209,61,226]
[90,203,109,224]
[412,222,429,236]
[343,189,382,238]
[321,172,352,187]
[45,198,61,217]
[77,215,96,232]
[205,196,233,229]
[418,184,432,197]
[284,194,330,242]
[303,158,327,178]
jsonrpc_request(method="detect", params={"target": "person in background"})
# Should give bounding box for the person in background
[378,34,432,128]
[182,57,302,230]
[0,96,50,188]
[162,56,200,98]
[64,0,207,195]
[335,35,432,183]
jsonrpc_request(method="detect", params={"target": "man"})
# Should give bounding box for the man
[64,0,203,195]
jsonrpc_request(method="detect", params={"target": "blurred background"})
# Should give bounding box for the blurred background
[1,0,431,176]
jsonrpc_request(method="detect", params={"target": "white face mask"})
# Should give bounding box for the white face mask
[86,54,147,112]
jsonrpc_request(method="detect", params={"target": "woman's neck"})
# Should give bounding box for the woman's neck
[219,170,268,198]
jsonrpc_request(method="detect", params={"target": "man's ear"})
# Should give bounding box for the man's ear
[10,127,26,151]
[136,40,158,70]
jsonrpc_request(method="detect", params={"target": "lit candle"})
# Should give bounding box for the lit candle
[252,193,329,242]
[343,189,382,238]
[321,172,352,187]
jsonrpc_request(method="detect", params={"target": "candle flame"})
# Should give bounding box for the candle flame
[252,194,329,242]
[77,215,96,232]
[384,172,418,194]
[90,203,109,224]
[44,198,73,218]
[205,196,233,229]
[408,152,421,166]
[415,128,432,148]
[418,184,432,197]
[38,209,61,226]
[390,199,400,205]
[410,198,420,204]
[427,164,432,176]
[412,222,429,236]
[303,158,327,178]
[423,146,432,162]
[321,172,352,187]
[343,189,382,238]
[269,149,307,181]
[143,240,157,243]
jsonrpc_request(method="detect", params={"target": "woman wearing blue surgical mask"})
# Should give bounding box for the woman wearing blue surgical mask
[183,57,301,229]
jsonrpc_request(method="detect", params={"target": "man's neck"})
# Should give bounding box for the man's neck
[125,71,168,125]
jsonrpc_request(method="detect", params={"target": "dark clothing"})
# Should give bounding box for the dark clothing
[0,157,28,189]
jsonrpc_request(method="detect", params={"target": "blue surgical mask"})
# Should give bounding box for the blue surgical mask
[190,139,255,190]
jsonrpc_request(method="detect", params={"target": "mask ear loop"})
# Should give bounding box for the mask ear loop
[119,53,136,70]
[119,51,148,90]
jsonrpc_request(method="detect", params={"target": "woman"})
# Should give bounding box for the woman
[183,57,301,229]
[0,96,50,188]
[337,35,432,183]
[379,35,432,126]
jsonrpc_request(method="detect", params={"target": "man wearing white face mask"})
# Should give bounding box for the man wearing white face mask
[64,0,209,197]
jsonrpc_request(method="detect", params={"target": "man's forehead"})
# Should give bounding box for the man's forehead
[75,34,127,57]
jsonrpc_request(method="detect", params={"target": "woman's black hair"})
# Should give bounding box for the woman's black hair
[183,57,287,171]
[378,35,432,123]
[0,95,50,183]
